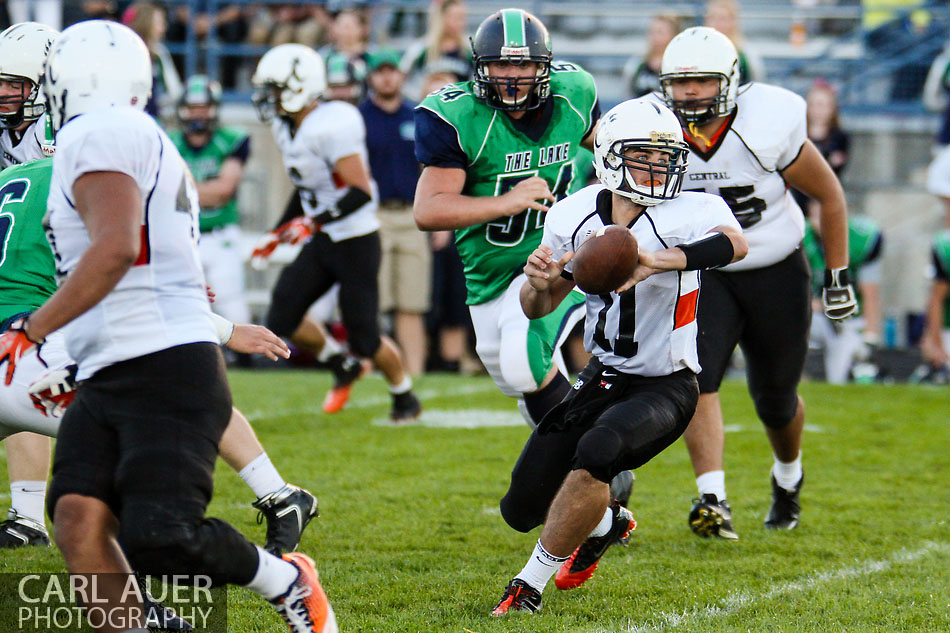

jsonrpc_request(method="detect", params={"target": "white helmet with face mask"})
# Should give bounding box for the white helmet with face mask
[593,98,690,207]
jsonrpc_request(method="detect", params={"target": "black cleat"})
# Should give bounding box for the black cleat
[0,510,50,549]
[253,484,319,556]
[554,501,636,590]
[765,473,803,530]
[491,578,542,615]
[689,494,739,540]
[322,354,365,414]
[609,470,634,508]
[390,391,422,423]
[138,574,193,631]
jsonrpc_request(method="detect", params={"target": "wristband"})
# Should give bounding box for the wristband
[677,232,734,270]
[210,313,235,345]
[824,267,851,288]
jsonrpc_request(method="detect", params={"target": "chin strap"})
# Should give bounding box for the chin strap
[687,122,712,147]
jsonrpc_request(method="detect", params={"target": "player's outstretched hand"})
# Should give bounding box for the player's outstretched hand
[501,176,554,216]
[0,317,41,385]
[29,364,78,417]
[616,248,658,294]
[226,324,291,361]
[525,244,573,292]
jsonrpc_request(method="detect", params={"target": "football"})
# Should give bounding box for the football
[572,225,639,295]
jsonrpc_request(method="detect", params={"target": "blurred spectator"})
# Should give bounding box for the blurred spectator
[805,215,884,384]
[418,66,476,373]
[793,80,850,213]
[169,75,252,338]
[326,51,363,104]
[704,0,765,84]
[319,8,370,71]
[923,40,950,146]
[123,1,181,120]
[166,2,250,89]
[621,13,680,98]
[400,0,472,83]
[8,0,62,29]
[248,4,329,49]
[862,0,938,102]
[65,1,124,23]
[360,49,429,376]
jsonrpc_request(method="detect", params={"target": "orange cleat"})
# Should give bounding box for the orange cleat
[321,355,365,414]
[270,552,338,633]
[554,501,636,590]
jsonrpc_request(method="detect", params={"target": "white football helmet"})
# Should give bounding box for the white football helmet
[43,20,152,133]
[251,44,326,121]
[660,26,739,124]
[593,98,689,207]
[0,22,59,129]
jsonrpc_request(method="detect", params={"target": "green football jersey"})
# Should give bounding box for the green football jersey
[0,158,56,323]
[169,126,247,232]
[932,230,950,328]
[417,62,598,304]
[803,216,882,299]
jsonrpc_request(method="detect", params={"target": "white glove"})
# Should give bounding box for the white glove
[29,364,78,418]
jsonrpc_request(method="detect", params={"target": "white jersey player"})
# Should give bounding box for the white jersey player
[0,22,57,169]
[251,43,420,422]
[0,21,337,633]
[270,99,379,242]
[492,98,747,615]
[658,26,854,539]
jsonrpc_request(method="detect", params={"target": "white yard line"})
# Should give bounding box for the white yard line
[371,408,525,428]
[593,542,949,633]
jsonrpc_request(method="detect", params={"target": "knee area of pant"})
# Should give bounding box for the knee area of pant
[753,393,797,429]
[499,495,544,533]
[574,427,623,476]
[349,333,381,359]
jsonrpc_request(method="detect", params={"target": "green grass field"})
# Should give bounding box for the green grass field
[1,370,947,633]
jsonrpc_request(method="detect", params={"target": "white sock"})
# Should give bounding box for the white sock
[245,546,299,600]
[317,337,343,362]
[10,480,47,527]
[514,540,568,593]
[588,507,613,538]
[239,453,287,500]
[696,470,726,502]
[388,376,412,395]
[772,453,803,492]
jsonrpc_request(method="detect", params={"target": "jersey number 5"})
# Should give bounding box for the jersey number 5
[688,184,766,229]
[486,163,574,247]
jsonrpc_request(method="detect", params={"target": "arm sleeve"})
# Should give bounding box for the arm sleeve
[229,135,251,164]
[927,146,950,197]
[934,248,950,282]
[413,107,468,168]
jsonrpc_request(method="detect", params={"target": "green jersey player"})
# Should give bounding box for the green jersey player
[414,8,599,428]
[803,216,884,384]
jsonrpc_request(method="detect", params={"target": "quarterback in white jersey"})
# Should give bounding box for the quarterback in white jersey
[492,99,747,615]
[0,22,337,633]
[252,43,420,422]
[658,27,854,539]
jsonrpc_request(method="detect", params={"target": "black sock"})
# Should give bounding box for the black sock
[523,372,571,425]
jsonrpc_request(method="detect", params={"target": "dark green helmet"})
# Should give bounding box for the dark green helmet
[471,8,552,111]
[177,74,222,135]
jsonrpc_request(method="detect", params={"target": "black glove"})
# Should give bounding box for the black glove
[822,267,858,320]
